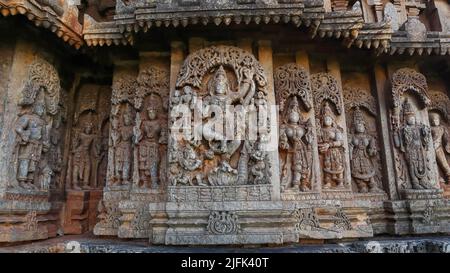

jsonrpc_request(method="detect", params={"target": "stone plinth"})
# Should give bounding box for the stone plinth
[0,190,51,242]
[63,190,104,235]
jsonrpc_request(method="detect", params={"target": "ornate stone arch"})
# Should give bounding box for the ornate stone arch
[343,86,377,117]
[391,68,430,109]
[19,59,61,116]
[429,90,450,122]
[311,73,343,116]
[275,63,313,114]
[135,66,170,111]
[175,45,268,94]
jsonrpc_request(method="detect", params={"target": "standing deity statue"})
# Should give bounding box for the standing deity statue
[114,109,134,185]
[71,122,97,190]
[136,105,163,189]
[15,99,49,190]
[430,112,450,184]
[318,102,345,189]
[349,107,382,193]
[279,97,313,191]
[394,99,432,189]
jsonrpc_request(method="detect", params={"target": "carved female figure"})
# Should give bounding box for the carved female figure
[349,107,381,193]
[430,112,450,184]
[318,102,345,189]
[279,97,312,191]
[394,99,432,189]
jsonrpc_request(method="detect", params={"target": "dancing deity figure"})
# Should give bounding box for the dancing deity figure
[15,100,49,190]
[349,108,382,193]
[394,99,432,189]
[279,97,312,191]
[430,112,450,184]
[318,102,345,189]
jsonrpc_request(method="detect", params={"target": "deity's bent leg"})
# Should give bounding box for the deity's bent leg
[436,148,450,183]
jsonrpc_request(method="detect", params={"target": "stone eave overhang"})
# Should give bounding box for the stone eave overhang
[389,31,450,56]
[0,0,83,49]
[82,0,394,53]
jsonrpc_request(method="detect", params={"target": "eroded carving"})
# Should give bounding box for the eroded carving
[206,211,240,235]
[276,64,315,192]
[391,68,437,190]
[13,59,62,191]
[344,86,383,194]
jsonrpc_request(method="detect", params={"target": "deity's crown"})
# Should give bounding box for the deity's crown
[353,107,365,125]
[288,96,300,115]
[322,101,335,118]
[403,98,415,116]
[214,65,227,80]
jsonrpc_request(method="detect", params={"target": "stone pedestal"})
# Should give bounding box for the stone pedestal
[88,190,103,231]
[63,190,103,235]
[118,189,165,239]
[163,201,298,245]
[0,190,51,242]
[93,186,130,236]
[385,189,450,235]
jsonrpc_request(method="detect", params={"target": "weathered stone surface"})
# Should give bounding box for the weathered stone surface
[0,0,449,249]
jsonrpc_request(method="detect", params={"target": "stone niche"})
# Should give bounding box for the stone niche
[63,83,111,234]
[162,45,297,245]
[0,40,68,242]
[428,90,450,198]
[385,68,450,235]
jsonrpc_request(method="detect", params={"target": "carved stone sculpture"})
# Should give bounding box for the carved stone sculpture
[15,99,49,190]
[349,107,382,193]
[275,63,316,193]
[71,122,97,190]
[135,105,163,189]
[113,106,134,185]
[394,99,433,190]
[430,112,450,184]
[318,101,345,189]
[390,68,438,191]
[170,45,271,189]
[279,97,313,191]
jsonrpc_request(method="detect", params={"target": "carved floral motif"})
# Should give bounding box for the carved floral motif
[206,211,240,235]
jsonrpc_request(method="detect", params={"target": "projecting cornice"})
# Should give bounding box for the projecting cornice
[0,0,83,49]
[1,0,449,55]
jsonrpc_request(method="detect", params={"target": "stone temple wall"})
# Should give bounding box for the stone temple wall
[0,0,449,245]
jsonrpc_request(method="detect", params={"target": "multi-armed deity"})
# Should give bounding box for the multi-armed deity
[394,99,433,190]
[348,107,381,193]
[170,46,271,188]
